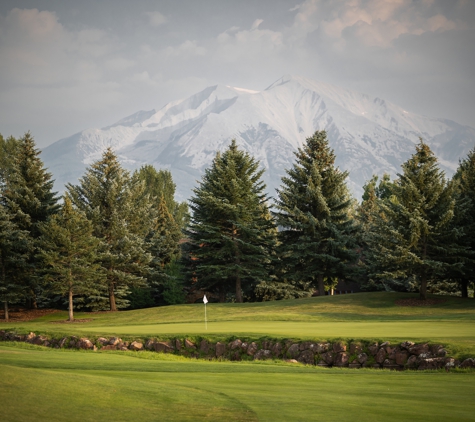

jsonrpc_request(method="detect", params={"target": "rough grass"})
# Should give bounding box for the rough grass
[1,344,474,422]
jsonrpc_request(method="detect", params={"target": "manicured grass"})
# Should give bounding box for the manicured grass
[2,292,474,354]
[1,344,474,422]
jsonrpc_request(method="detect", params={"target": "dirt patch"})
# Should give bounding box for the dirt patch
[50,319,94,324]
[395,298,446,307]
[0,308,60,322]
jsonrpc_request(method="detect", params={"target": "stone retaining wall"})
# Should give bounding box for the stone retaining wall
[1,329,474,371]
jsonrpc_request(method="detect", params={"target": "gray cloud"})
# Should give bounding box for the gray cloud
[0,0,473,147]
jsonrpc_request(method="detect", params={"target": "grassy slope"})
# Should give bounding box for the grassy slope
[1,292,474,354]
[1,344,475,422]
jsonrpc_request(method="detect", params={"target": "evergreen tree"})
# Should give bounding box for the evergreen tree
[186,140,276,303]
[38,197,104,321]
[0,203,30,320]
[2,132,59,308]
[274,130,359,296]
[369,140,464,300]
[67,148,152,311]
[134,165,189,229]
[453,148,475,298]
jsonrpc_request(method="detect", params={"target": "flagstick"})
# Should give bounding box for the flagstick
[205,302,207,330]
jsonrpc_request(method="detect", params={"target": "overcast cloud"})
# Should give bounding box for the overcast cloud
[0,0,474,147]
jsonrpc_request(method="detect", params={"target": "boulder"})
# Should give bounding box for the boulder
[285,359,299,364]
[109,337,121,346]
[216,342,226,357]
[315,343,330,353]
[375,348,387,364]
[144,339,155,350]
[349,343,363,354]
[241,342,249,352]
[0,330,5,339]
[349,363,361,369]
[262,340,273,350]
[32,335,48,346]
[400,341,415,350]
[287,344,300,359]
[297,350,315,365]
[25,332,36,342]
[129,341,143,351]
[418,357,445,370]
[321,351,334,365]
[460,358,475,368]
[59,337,69,348]
[387,347,398,360]
[406,355,418,368]
[101,345,118,350]
[408,343,429,356]
[271,342,283,357]
[175,339,182,351]
[230,351,241,361]
[247,342,258,356]
[357,353,368,365]
[395,349,409,366]
[153,341,174,353]
[254,349,272,360]
[200,340,209,353]
[332,341,346,353]
[445,358,455,369]
[185,339,196,349]
[368,343,379,356]
[97,337,109,346]
[78,338,94,350]
[317,361,330,367]
[229,339,242,350]
[334,352,349,367]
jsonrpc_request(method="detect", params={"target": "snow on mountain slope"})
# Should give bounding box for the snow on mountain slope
[42,75,475,201]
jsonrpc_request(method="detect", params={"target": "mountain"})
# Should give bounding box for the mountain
[42,75,475,201]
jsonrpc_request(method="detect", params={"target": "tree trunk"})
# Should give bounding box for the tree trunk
[419,274,427,300]
[461,280,468,298]
[3,300,9,321]
[219,283,226,303]
[317,274,325,296]
[235,276,242,303]
[68,288,74,321]
[109,283,117,311]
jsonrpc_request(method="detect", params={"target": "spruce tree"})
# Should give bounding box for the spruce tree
[67,148,152,311]
[38,197,104,321]
[0,203,30,320]
[274,130,358,296]
[186,140,276,303]
[2,132,59,308]
[453,148,475,298]
[370,140,464,300]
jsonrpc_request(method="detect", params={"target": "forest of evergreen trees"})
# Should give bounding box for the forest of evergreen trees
[1,130,474,320]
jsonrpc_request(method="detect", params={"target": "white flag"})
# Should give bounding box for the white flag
[203,295,208,304]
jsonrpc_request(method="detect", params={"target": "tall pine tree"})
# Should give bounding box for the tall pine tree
[38,197,104,321]
[2,132,59,308]
[67,148,152,311]
[370,140,464,299]
[186,140,276,303]
[274,130,358,296]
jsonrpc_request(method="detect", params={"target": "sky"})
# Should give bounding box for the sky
[0,0,474,148]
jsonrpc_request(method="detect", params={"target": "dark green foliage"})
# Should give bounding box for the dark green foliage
[67,148,152,311]
[367,140,464,299]
[273,130,359,296]
[134,165,189,229]
[186,140,276,303]
[38,197,104,321]
[0,203,30,320]
[1,132,59,308]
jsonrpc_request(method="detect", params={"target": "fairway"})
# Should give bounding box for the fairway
[1,344,475,422]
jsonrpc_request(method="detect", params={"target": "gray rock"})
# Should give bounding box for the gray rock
[241,342,249,351]
[145,339,155,350]
[395,349,409,366]
[349,343,363,354]
[321,351,334,365]
[285,359,299,364]
[287,343,300,359]
[418,357,445,370]
[185,339,196,349]
[375,348,387,364]
[175,339,182,351]
[215,342,226,357]
[460,358,475,368]
[315,343,330,353]
[101,345,118,350]
[97,337,109,346]
[357,353,368,365]
[317,361,330,367]
[254,349,272,360]
[109,337,121,346]
[229,339,242,350]
[59,337,69,348]
[78,338,94,350]
[406,355,418,368]
[153,341,174,353]
[247,342,258,356]
[334,352,349,367]
[400,341,415,350]
[297,350,315,365]
[200,340,209,353]
[408,343,429,355]
[332,341,346,353]
[271,342,283,357]
[368,343,379,356]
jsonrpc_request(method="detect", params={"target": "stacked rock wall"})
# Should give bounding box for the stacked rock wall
[1,329,474,370]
